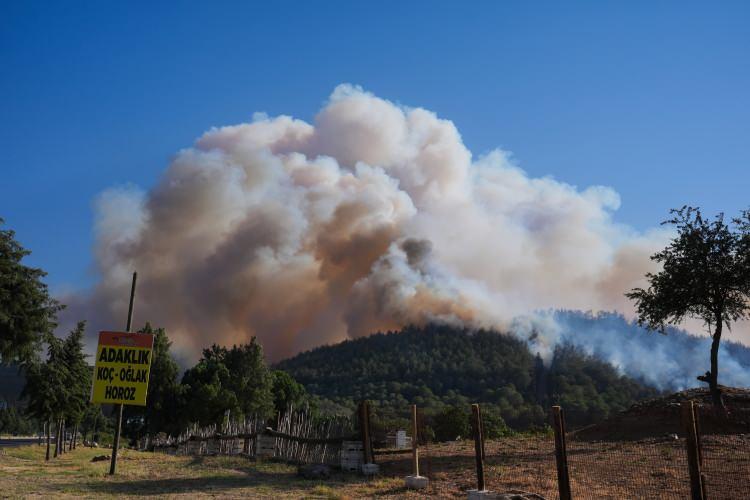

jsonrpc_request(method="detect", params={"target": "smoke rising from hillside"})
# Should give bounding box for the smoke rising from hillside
[62,84,747,387]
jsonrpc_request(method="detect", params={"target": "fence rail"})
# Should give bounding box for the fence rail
[146,406,355,466]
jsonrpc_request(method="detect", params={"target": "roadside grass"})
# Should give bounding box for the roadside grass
[4,434,740,498]
[0,444,394,498]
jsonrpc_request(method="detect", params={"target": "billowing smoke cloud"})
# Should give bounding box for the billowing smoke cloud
[60,84,748,387]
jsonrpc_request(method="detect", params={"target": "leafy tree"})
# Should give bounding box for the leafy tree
[79,403,113,445]
[181,340,274,425]
[0,219,63,364]
[0,406,36,435]
[432,406,470,441]
[125,323,184,438]
[181,348,238,426]
[480,406,513,439]
[144,324,183,435]
[21,336,69,459]
[60,322,91,446]
[271,369,307,415]
[627,207,750,409]
[20,323,90,457]
[124,324,183,439]
[222,340,274,418]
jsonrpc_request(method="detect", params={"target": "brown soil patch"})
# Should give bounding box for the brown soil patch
[574,386,750,442]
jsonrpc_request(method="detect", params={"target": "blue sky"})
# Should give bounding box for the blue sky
[2,1,748,291]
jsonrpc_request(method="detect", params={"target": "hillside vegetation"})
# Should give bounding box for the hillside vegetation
[276,324,659,429]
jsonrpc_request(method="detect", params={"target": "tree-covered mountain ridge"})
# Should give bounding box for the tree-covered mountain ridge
[275,311,750,429]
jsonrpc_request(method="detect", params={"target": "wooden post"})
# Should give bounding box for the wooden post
[478,403,486,460]
[411,404,420,476]
[61,419,66,454]
[358,401,367,463]
[360,401,373,464]
[471,404,485,492]
[58,420,63,455]
[682,401,705,500]
[109,271,137,476]
[54,418,61,458]
[45,419,51,461]
[552,406,572,500]
[692,403,707,499]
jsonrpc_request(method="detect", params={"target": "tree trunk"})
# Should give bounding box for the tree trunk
[92,413,98,447]
[45,420,51,461]
[61,419,66,454]
[72,424,78,450]
[708,317,725,410]
[53,419,61,458]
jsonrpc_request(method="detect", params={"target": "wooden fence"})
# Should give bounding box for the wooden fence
[145,406,357,466]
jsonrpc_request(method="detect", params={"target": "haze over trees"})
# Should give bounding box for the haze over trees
[276,324,659,430]
[627,207,750,409]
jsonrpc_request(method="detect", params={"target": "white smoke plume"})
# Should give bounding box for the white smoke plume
[62,84,746,385]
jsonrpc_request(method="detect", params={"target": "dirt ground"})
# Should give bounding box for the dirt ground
[574,387,750,442]
[1,435,748,498]
[374,434,749,499]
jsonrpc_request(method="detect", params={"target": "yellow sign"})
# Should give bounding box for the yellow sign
[91,331,154,406]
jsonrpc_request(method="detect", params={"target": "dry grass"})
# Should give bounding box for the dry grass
[0,445,385,499]
[2,434,748,499]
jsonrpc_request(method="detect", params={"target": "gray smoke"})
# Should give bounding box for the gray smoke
[61,84,748,389]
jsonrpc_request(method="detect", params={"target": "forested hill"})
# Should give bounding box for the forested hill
[275,324,660,429]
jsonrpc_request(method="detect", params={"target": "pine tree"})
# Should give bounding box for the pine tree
[22,336,69,459]
[139,323,182,437]
[0,219,63,364]
[61,322,91,449]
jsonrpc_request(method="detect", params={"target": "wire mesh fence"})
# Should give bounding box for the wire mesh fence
[699,433,750,499]
[565,437,690,499]
[487,434,559,498]
[365,399,750,499]
[369,405,560,497]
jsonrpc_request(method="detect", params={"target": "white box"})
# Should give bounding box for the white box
[468,490,496,499]
[405,475,429,489]
[361,463,379,475]
[255,435,276,458]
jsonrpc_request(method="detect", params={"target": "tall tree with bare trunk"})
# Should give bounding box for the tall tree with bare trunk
[627,206,750,410]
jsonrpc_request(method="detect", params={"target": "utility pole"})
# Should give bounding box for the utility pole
[109,271,137,475]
